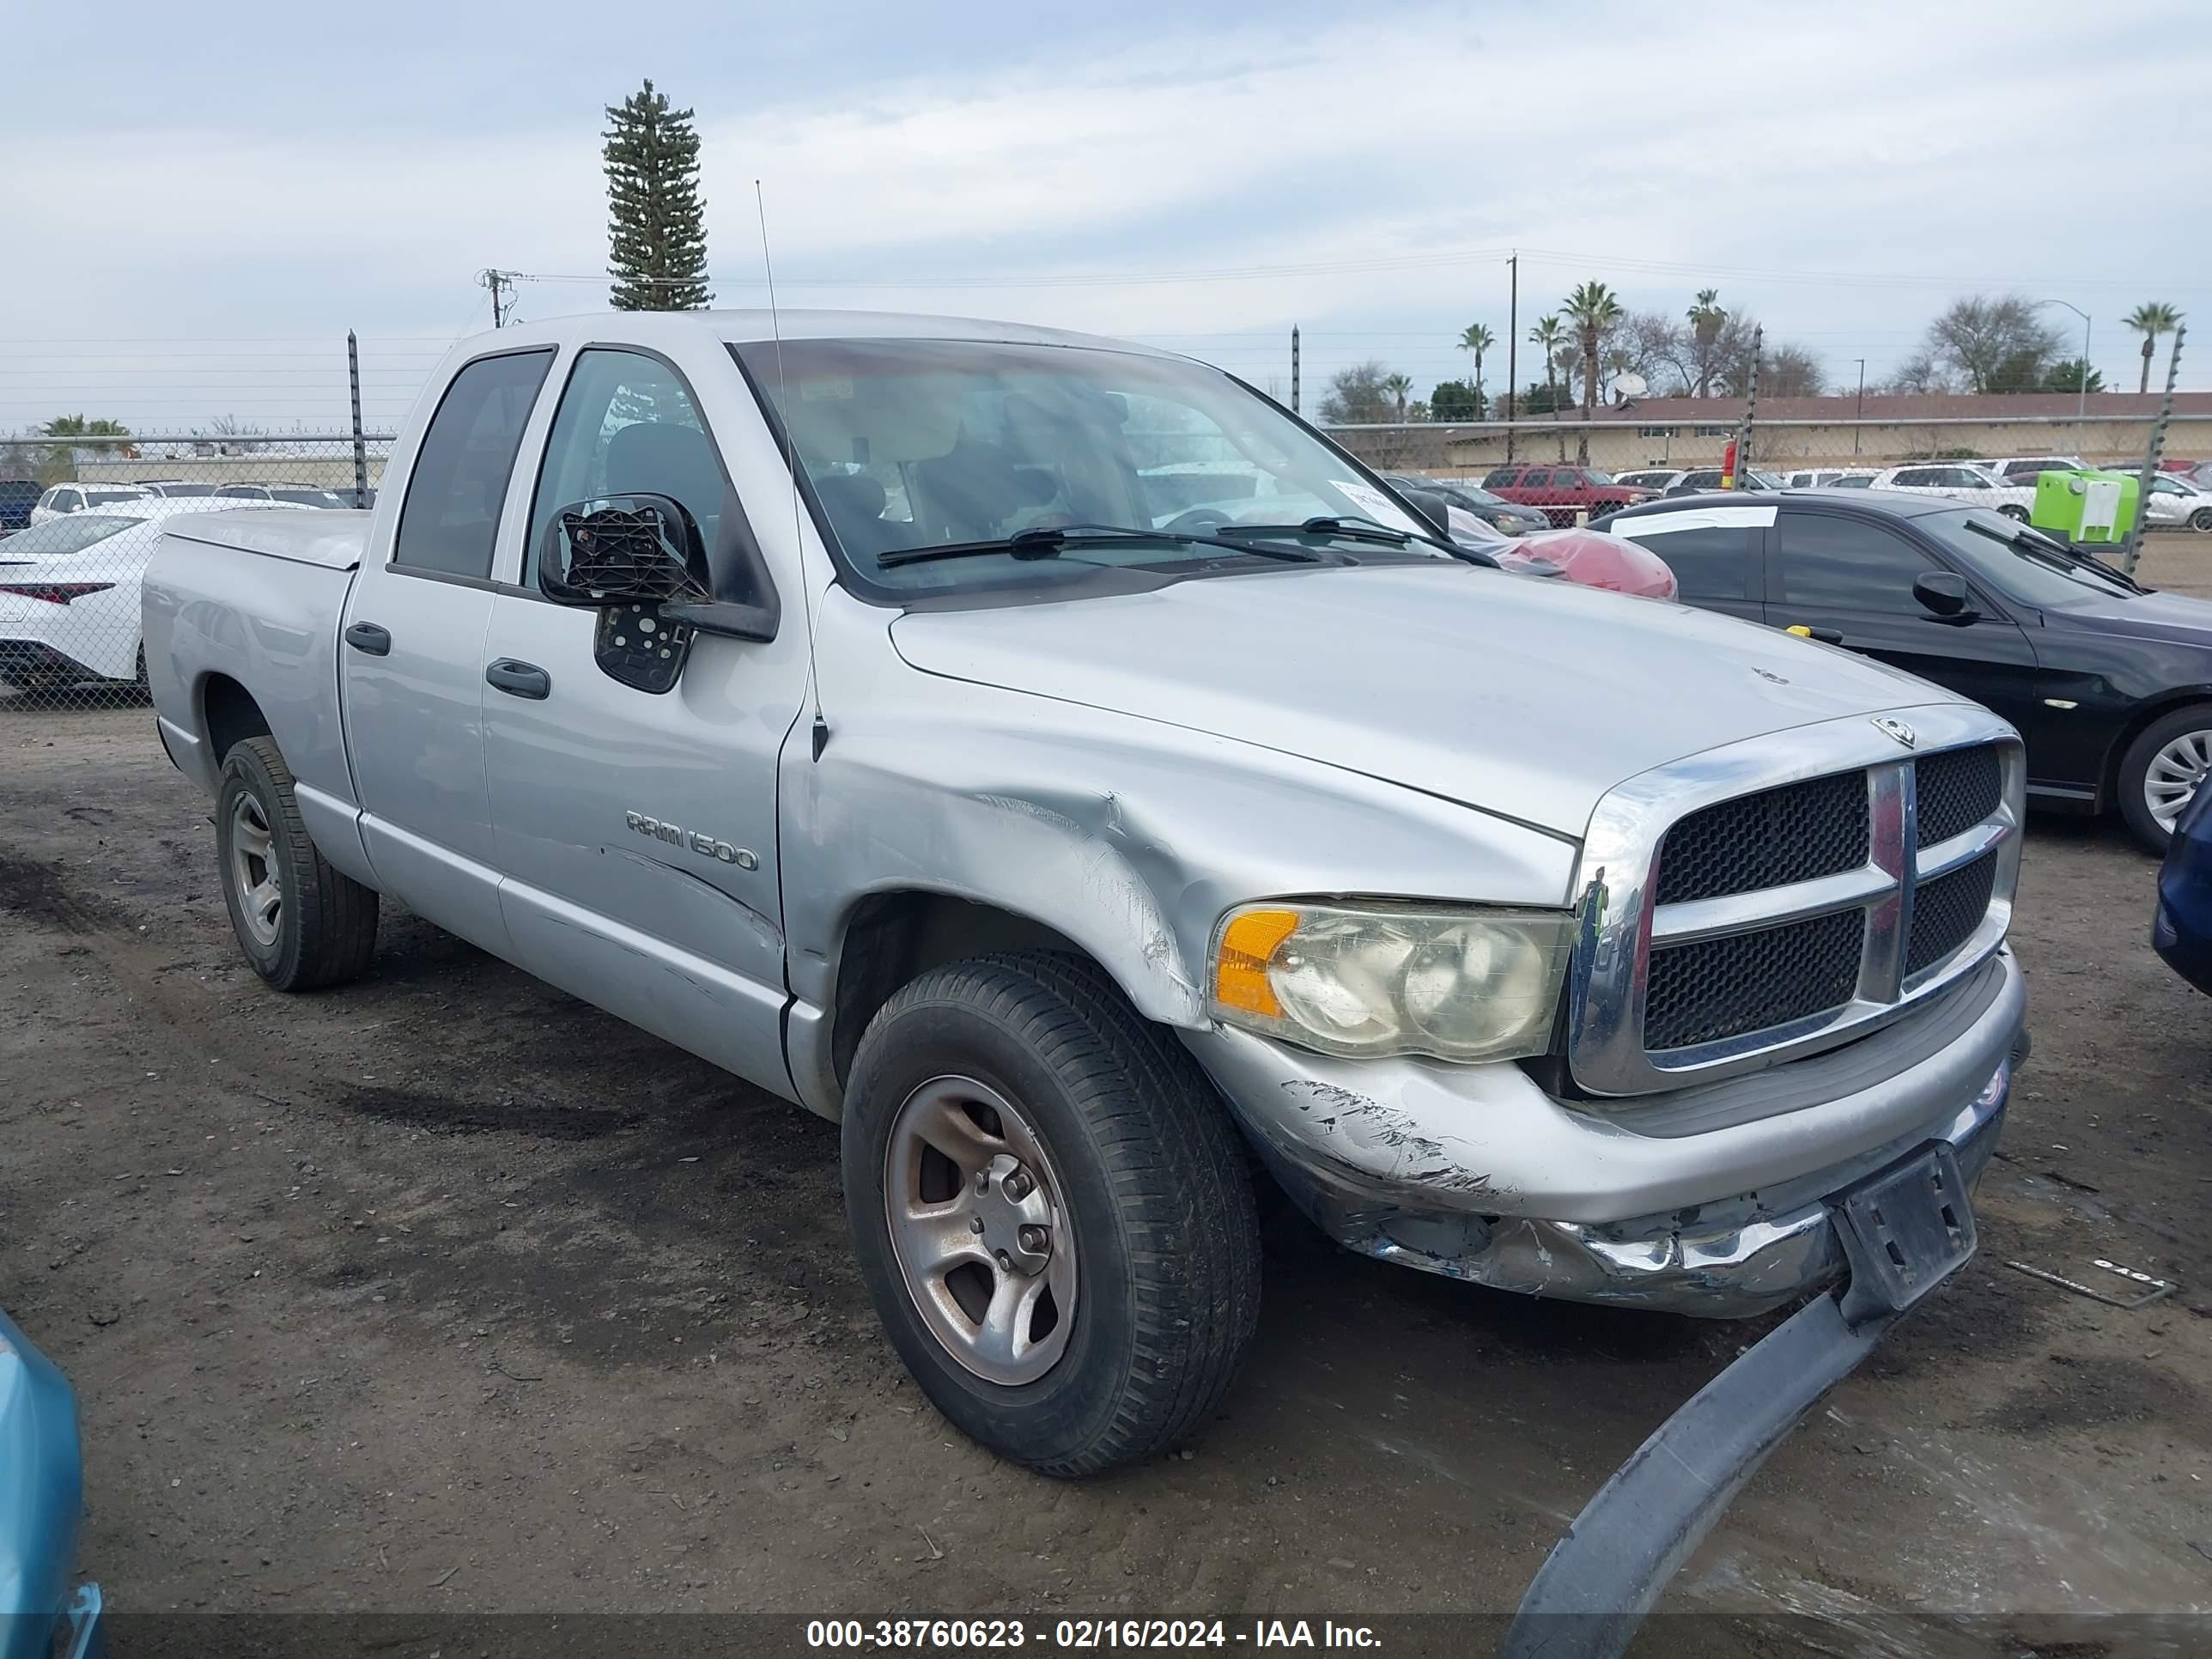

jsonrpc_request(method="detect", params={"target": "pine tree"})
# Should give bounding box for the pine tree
[603,80,712,312]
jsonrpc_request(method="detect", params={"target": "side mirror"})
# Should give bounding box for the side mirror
[538,492,711,606]
[1399,488,1455,540]
[538,494,713,695]
[1912,570,1976,620]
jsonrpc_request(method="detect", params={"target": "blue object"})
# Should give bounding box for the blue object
[2154,781,2212,994]
[0,1307,100,1659]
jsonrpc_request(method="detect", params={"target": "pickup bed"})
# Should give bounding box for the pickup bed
[145,312,2027,1497]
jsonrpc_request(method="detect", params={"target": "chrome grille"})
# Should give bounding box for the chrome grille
[1906,851,1997,978]
[1645,909,1863,1050]
[1568,712,2023,1097]
[1916,747,2002,846]
[1653,771,1869,903]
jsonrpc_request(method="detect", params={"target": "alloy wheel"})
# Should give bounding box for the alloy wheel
[2145,729,2212,834]
[883,1074,1077,1386]
[228,792,283,947]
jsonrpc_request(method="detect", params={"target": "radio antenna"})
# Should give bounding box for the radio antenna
[757,178,828,754]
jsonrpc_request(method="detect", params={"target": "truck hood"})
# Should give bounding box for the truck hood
[889,563,1961,837]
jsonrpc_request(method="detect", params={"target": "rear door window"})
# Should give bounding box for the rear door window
[393,349,555,580]
[1614,514,1765,602]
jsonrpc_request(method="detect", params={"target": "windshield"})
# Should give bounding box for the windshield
[733,337,1446,597]
[1582,469,1617,486]
[0,514,137,557]
[272,489,348,507]
[151,483,219,497]
[84,489,147,506]
[1917,508,2136,605]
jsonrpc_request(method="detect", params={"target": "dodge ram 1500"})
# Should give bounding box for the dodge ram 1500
[143,313,2027,1521]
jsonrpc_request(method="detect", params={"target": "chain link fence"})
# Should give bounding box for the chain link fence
[1322,414,2212,545]
[0,434,391,710]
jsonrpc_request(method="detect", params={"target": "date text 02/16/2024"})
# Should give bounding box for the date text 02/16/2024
[804,1620,1382,1649]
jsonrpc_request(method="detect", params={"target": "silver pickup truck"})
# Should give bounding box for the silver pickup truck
[144,311,2027,1484]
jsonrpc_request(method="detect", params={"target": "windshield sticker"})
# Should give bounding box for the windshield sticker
[1618,503,1778,536]
[1329,479,1419,532]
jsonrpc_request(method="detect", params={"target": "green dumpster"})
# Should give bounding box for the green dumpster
[2032,468,2138,544]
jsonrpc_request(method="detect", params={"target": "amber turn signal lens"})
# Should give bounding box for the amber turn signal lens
[1214,908,1300,1018]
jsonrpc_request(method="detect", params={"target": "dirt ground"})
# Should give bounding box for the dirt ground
[5,539,2212,1653]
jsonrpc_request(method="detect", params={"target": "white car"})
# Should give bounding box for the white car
[2144,472,2212,532]
[1780,467,1879,489]
[133,480,224,498]
[1980,455,2085,486]
[212,482,359,508]
[27,482,152,525]
[1867,463,2034,521]
[0,498,305,692]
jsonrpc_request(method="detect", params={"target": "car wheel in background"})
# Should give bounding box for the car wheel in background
[1999,505,2030,522]
[2118,703,2212,853]
[216,735,380,990]
[841,950,1261,1476]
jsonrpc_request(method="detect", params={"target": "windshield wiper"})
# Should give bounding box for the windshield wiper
[1212,514,1493,566]
[1965,518,2143,591]
[1215,515,1414,548]
[877,524,1325,569]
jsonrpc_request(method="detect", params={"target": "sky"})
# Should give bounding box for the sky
[4,0,2207,432]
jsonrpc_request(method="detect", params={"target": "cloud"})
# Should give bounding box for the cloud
[3,0,2205,428]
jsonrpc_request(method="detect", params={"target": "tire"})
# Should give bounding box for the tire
[2117,703,2212,854]
[842,950,1262,1477]
[2191,508,2212,533]
[216,735,380,990]
[1999,505,2029,523]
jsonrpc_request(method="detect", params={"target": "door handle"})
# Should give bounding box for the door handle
[485,659,551,700]
[343,620,392,656]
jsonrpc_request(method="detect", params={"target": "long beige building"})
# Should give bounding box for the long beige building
[1327,392,2212,477]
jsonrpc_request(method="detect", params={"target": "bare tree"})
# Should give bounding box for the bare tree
[1318,362,1396,425]
[1884,349,1958,395]
[1923,295,2063,393]
[1758,344,1826,398]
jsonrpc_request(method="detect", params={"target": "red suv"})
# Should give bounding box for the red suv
[1481,464,1658,526]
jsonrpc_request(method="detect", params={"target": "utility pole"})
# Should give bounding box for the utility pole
[1291,325,1300,415]
[2123,324,2185,578]
[1504,252,1519,461]
[2034,299,2092,458]
[481,268,516,328]
[347,331,368,507]
[1852,359,1866,456]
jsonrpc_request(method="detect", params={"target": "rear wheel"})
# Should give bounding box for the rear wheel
[842,951,1261,1476]
[216,736,380,990]
[2191,507,2212,533]
[2118,704,2212,853]
[1999,504,2030,522]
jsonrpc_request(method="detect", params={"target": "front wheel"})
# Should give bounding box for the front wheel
[1999,504,2030,523]
[842,951,1261,1477]
[2191,507,2212,533]
[2118,704,2212,853]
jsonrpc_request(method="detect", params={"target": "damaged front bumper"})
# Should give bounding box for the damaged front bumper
[1183,946,2025,1318]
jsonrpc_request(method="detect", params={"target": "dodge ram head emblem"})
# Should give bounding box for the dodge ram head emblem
[1871,716,1917,749]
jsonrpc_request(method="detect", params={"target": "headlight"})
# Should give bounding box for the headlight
[1209,902,1576,1062]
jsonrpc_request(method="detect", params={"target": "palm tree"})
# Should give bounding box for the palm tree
[1456,323,1494,412]
[1381,373,1414,421]
[1530,316,1568,459]
[2124,301,2184,395]
[1562,281,1624,461]
[1686,289,1727,397]
[40,415,131,438]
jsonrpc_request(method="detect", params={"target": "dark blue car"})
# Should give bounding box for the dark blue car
[0,1307,100,1659]
[2154,781,2212,994]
